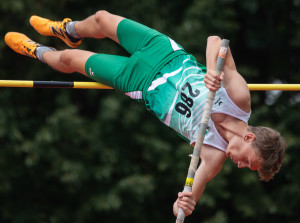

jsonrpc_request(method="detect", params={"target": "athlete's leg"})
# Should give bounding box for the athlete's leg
[46,49,131,89]
[30,10,161,54]
[4,32,95,75]
[30,10,125,46]
[43,49,95,75]
[74,10,125,43]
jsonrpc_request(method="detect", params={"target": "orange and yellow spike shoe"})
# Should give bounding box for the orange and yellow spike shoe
[5,32,40,59]
[30,15,82,48]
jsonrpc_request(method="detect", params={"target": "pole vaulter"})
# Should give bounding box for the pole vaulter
[3,11,289,222]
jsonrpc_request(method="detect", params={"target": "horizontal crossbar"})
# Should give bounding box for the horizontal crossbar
[0,80,300,91]
[0,80,113,89]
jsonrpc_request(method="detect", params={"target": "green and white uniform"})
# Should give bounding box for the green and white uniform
[85,18,251,152]
[145,54,251,151]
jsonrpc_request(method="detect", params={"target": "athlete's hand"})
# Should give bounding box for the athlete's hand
[173,192,196,217]
[204,69,224,91]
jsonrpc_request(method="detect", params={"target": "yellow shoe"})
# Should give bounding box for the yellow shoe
[5,32,40,59]
[30,15,82,48]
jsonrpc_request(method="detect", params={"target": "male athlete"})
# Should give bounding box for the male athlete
[5,10,287,217]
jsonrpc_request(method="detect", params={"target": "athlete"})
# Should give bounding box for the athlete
[4,10,287,218]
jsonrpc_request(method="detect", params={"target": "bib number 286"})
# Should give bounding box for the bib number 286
[175,82,200,118]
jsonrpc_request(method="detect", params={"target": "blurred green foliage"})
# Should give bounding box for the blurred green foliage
[0,0,299,223]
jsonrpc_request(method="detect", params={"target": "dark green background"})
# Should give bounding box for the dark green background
[0,0,299,222]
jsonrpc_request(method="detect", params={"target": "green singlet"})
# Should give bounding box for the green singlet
[84,18,251,150]
[84,18,217,145]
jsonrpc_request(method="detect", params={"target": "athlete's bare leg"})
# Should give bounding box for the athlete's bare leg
[5,11,125,76]
[41,10,126,74]
[42,49,95,75]
[75,10,125,43]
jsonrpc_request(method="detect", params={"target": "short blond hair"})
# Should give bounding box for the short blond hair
[248,126,287,181]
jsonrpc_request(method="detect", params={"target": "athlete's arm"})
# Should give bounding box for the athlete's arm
[204,36,251,112]
[173,145,227,217]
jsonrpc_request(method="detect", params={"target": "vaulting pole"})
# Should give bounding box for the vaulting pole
[0,80,299,91]
[175,39,230,223]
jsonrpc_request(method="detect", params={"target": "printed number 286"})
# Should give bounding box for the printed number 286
[175,82,200,118]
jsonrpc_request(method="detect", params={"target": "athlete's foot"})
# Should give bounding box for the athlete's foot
[5,32,41,59]
[30,15,82,48]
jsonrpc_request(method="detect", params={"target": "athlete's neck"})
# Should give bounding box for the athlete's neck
[212,113,249,143]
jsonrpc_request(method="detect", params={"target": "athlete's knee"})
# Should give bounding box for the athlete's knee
[94,10,111,28]
[59,49,77,71]
[60,49,72,65]
[94,10,123,40]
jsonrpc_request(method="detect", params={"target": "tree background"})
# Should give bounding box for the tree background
[0,0,299,222]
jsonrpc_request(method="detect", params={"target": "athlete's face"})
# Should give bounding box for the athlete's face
[226,134,260,171]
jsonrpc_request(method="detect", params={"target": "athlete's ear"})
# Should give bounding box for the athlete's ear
[244,133,256,142]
